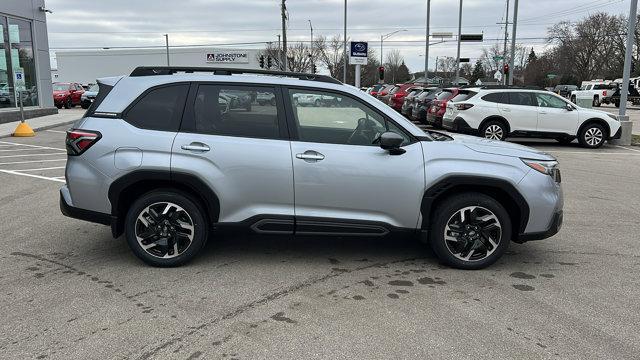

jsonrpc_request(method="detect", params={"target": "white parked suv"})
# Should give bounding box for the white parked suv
[442,87,622,148]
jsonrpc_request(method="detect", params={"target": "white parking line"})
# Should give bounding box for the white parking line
[0,159,67,166]
[549,151,640,155]
[0,169,65,183]
[0,153,66,159]
[45,130,68,134]
[17,166,66,172]
[614,145,640,153]
[0,147,64,153]
[0,141,66,151]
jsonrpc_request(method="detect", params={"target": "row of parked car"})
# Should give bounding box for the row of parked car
[365,82,622,149]
[52,82,98,109]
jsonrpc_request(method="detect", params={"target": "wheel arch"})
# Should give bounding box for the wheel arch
[577,117,610,138]
[108,170,220,238]
[479,115,511,134]
[420,176,529,242]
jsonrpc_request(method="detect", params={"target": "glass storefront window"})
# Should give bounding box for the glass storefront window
[0,19,11,108]
[8,17,38,107]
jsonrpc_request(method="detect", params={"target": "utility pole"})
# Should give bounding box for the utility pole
[425,0,431,82]
[343,0,347,83]
[164,34,170,66]
[308,20,313,73]
[502,0,510,85]
[508,0,518,85]
[454,0,463,85]
[277,34,281,69]
[281,0,288,71]
[613,0,637,146]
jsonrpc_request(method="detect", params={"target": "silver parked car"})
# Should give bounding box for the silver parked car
[61,67,563,269]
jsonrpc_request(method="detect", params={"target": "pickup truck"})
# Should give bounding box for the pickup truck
[569,83,616,107]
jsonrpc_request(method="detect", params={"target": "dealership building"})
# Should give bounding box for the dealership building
[0,0,55,123]
[54,47,263,84]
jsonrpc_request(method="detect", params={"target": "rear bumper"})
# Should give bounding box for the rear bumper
[517,211,563,242]
[426,112,443,126]
[60,187,111,226]
[443,116,475,134]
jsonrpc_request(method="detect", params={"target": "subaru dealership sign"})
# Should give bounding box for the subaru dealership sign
[349,42,368,65]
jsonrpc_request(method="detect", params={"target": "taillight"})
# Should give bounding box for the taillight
[394,93,403,98]
[440,102,447,108]
[456,103,474,110]
[66,129,101,155]
[603,90,607,96]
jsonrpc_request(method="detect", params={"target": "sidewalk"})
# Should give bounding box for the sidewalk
[0,108,83,138]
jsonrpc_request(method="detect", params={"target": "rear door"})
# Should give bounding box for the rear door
[498,92,538,132]
[535,92,579,134]
[172,83,295,228]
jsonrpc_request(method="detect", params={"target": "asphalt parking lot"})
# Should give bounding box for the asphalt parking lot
[1,124,639,360]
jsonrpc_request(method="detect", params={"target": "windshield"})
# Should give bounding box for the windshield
[53,84,69,91]
[88,84,99,92]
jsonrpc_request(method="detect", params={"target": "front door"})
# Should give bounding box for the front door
[172,83,294,229]
[534,92,580,134]
[285,88,425,233]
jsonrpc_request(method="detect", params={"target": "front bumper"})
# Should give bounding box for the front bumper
[611,126,622,140]
[517,211,563,242]
[60,187,111,226]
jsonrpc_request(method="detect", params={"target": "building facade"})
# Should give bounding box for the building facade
[55,47,264,84]
[0,0,55,122]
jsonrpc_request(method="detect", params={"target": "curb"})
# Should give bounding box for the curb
[0,119,78,139]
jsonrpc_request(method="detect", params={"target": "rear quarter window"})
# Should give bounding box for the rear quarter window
[123,84,189,132]
[436,91,453,100]
[451,91,477,102]
[481,92,508,104]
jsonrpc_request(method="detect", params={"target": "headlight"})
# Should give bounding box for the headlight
[81,94,87,100]
[607,113,618,121]
[521,159,561,183]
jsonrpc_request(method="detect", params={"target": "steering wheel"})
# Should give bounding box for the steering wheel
[347,118,380,145]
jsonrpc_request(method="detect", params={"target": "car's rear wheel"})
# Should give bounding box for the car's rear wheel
[429,193,511,270]
[64,97,71,109]
[593,96,600,107]
[578,123,606,148]
[480,120,507,141]
[125,190,208,267]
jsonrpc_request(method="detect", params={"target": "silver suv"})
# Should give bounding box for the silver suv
[60,67,563,270]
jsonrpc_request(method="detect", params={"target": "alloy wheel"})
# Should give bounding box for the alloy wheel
[135,202,195,259]
[584,127,603,146]
[484,124,504,140]
[443,206,502,262]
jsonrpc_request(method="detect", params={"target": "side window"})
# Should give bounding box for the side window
[288,89,410,146]
[481,92,508,103]
[536,93,568,109]
[192,85,280,139]
[508,92,536,106]
[125,84,189,131]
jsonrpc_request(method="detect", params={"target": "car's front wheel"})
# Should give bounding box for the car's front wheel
[578,123,606,148]
[125,190,208,267]
[429,193,511,270]
[64,97,72,109]
[480,120,507,141]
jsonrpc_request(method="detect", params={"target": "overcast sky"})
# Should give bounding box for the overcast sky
[46,0,630,72]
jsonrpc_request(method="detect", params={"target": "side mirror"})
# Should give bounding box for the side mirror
[379,132,406,155]
[565,104,574,111]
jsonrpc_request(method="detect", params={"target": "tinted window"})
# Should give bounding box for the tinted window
[289,89,410,146]
[436,90,454,100]
[85,82,113,117]
[192,85,279,139]
[451,91,477,102]
[508,92,536,106]
[482,92,508,103]
[536,93,568,109]
[125,84,189,131]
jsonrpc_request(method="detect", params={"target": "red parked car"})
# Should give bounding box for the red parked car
[388,83,420,111]
[426,88,459,128]
[368,84,386,97]
[53,82,85,109]
[376,84,396,101]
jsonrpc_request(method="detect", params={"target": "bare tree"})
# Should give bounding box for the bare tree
[313,35,345,79]
[384,49,404,83]
[261,41,312,72]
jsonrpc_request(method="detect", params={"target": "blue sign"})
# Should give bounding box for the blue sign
[349,42,368,65]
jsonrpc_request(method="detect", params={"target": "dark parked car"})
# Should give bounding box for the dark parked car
[426,88,459,128]
[81,84,99,109]
[412,88,442,123]
[400,87,425,117]
[53,82,85,109]
[553,84,577,98]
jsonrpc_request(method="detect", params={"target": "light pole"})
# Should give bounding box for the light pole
[380,29,407,79]
[613,0,637,146]
[502,0,510,85]
[425,0,431,81]
[454,0,463,85]
[308,20,314,73]
[343,0,347,83]
[164,34,170,66]
[508,0,519,85]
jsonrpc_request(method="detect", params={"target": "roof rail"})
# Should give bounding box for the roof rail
[129,66,342,85]
[460,84,545,90]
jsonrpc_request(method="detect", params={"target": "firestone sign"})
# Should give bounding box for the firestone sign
[206,52,249,64]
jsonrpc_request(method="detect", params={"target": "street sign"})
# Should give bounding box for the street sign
[493,55,504,61]
[432,32,453,38]
[494,70,503,81]
[460,34,483,42]
[547,74,558,79]
[459,58,470,63]
[349,41,368,65]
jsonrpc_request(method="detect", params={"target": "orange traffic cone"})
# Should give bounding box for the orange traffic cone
[13,122,35,137]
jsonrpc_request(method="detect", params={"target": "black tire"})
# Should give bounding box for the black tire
[314,99,321,107]
[578,122,607,148]
[124,190,209,267]
[593,96,600,107]
[555,136,574,145]
[81,101,90,109]
[479,119,508,141]
[429,193,511,270]
[257,100,265,106]
[56,104,62,109]
[614,100,620,108]
[64,97,71,109]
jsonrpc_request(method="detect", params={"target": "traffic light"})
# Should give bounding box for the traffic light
[259,55,265,68]
[378,66,385,81]
[503,63,510,75]
[267,56,273,69]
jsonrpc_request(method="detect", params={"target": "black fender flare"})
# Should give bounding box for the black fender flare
[420,175,530,236]
[577,118,610,138]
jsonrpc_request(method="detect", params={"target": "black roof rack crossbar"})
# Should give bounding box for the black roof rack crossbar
[460,84,545,90]
[129,66,342,85]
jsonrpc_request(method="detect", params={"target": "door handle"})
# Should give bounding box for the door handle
[501,108,511,112]
[540,111,548,115]
[296,150,325,162]
[181,143,210,152]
